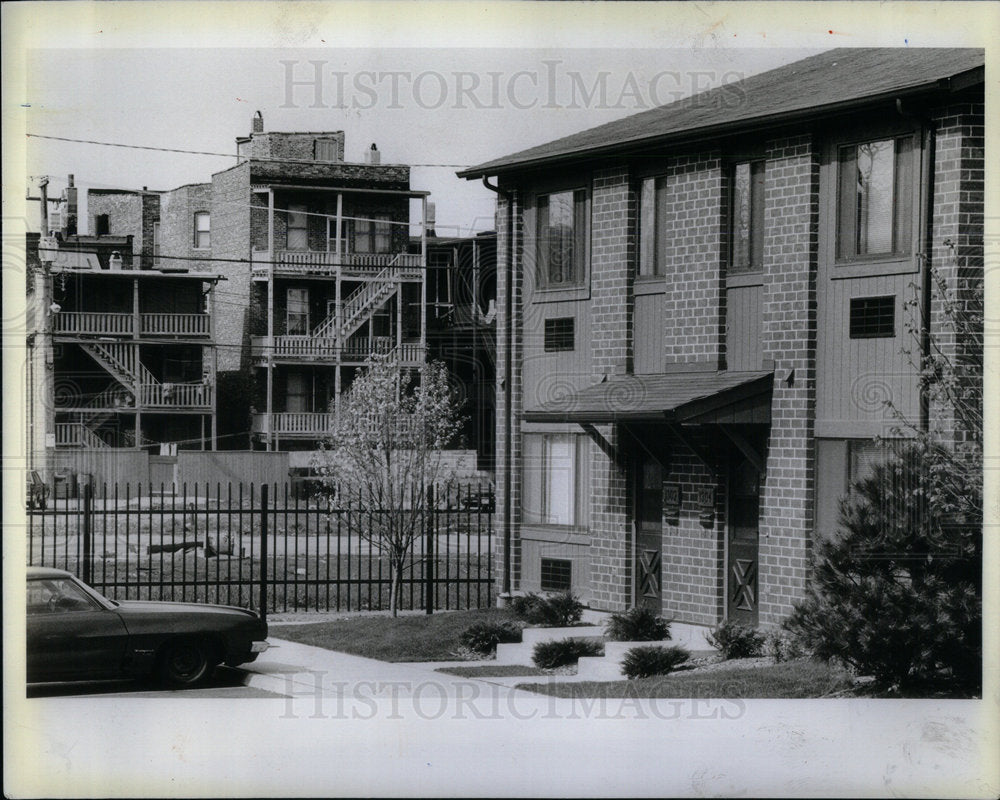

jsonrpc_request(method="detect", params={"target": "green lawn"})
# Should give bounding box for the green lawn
[515,659,855,699]
[438,664,552,678]
[269,607,521,662]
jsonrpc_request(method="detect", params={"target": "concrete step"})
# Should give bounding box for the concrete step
[495,625,606,665]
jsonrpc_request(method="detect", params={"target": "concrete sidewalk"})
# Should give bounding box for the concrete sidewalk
[241,637,544,699]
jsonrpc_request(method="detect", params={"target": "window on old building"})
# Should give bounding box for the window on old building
[286,287,310,335]
[837,136,914,260]
[730,160,765,274]
[540,558,572,592]
[94,214,110,236]
[315,139,338,162]
[544,317,575,352]
[193,212,210,249]
[354,215,393,254]
[287,204,308,251]
[638,176,669,277]
[286,371,310,413]
[522,433,590,527]
[537,189,588,289]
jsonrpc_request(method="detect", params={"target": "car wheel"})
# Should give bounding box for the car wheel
[158,639,213,687]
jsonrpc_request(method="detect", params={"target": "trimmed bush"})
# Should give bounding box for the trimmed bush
[604,607,671,642]
[458,621,522,656]
[511,591,584,627]
[531,638,603,669]
[621,645,690,679]
[766,629,808,663]
[707,621,765,660]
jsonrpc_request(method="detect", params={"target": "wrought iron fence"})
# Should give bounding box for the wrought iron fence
[26,480,495,617]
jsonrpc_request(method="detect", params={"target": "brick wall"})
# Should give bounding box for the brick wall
[757,134,819,626]
[661,154,726,368]
[928,102,985,450]
[159,183,213,270]
[661,447,726,625]
[209,166,252,375]
[87,191,145,256]
[251,132,345,163]
[587,166,634,610]
[493,188,524,595]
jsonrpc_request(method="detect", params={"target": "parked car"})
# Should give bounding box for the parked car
[26,566,268,687]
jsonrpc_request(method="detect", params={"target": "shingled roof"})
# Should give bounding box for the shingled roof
[459,48,984,178]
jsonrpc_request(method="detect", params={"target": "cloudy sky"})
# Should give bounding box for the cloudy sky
[23,45,819,236]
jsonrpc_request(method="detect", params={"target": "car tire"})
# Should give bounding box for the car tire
[158,639,213,688]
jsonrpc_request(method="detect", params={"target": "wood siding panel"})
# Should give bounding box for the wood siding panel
[522,297,592,411]
[520,538,593,602]
[725,284,763,371]
[634,292,665,374]
[176,451,292,489]
[49,449,151,492]
[816,272,920,435]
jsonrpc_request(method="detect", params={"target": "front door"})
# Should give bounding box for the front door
[727,457,761,625]
[634,455,663,612]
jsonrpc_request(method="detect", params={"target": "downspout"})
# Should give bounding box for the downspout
[482,175,513,600]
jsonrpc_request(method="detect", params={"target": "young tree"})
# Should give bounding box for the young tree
[787,245,983,695]
[315,356,464,616]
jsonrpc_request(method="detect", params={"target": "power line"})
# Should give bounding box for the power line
[26,133,471,169]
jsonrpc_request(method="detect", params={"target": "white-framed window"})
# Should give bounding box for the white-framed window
[287,204,308,251]
[193,212,210,249]
[523,433,590,527]
[537,189,588,288]
[638,176,669,277]
[286,287,310,335]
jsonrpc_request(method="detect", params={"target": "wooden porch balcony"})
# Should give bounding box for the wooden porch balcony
[138,382,213,409]
[53,312,210,337]
[250,249,424,279]
[252,412,335,437]
[251,336,425,364]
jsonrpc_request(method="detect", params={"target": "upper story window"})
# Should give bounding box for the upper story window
[193,212,210,249]
[287,287,310,335]
[837,136,914,261]
[537,189,587,289]
[94,214,110,236]
[287,204,308,251]
[638,177,669,278]
[730,160,765,274]
[354,215,392,254]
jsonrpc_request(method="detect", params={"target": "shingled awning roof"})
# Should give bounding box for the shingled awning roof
[523,370,773,425]
[459,48,984,178]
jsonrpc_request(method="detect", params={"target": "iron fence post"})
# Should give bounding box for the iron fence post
[260,483,268,622]
[425,484,434,615]
[81,482,93,585]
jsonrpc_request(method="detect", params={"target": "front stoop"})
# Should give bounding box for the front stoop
[495,626,605,665]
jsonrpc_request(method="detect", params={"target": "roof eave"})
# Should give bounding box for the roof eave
[459,73,980,180]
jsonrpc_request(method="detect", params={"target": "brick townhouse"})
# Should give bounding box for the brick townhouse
[460,48,984,628]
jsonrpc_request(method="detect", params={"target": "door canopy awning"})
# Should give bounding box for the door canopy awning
[523,371,773,425]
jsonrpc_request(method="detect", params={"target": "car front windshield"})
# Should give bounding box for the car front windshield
[27,575,116,614]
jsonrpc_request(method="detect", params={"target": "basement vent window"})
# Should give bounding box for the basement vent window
[849,296,895,339]
[540,558,572,592]
[544,317,575,352]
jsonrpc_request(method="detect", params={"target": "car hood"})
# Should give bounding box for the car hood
[114,600,262,620]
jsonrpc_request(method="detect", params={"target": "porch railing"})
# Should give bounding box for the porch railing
[252,250,423,278]
[139,382,213,408]
[140,313,210,336]
[54,312,133,335]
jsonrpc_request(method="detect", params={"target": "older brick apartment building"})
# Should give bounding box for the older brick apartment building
[461,48,984,628]
[88,115,433,459]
